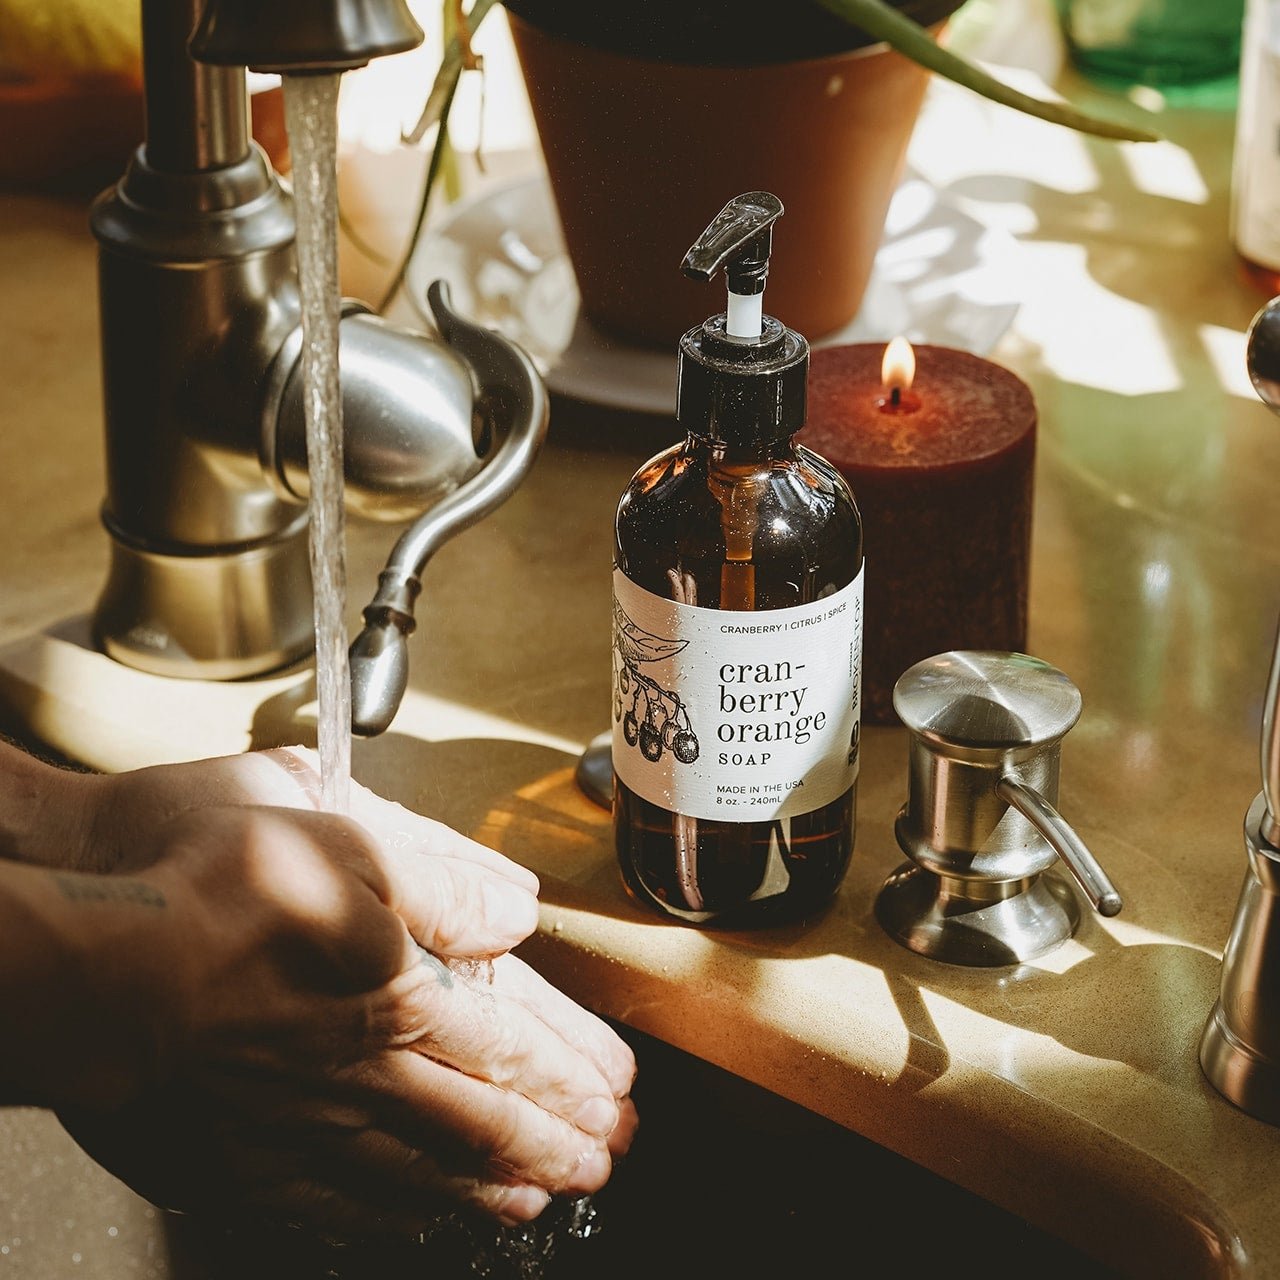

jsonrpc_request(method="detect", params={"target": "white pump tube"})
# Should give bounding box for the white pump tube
[726,289,763,339]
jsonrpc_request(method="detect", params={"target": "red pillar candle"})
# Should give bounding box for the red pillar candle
[797,340,1037,726]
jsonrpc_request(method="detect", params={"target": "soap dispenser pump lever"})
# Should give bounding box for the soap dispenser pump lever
[681,192,784,340]
[995,774,1122,916]
[681,191,783,289]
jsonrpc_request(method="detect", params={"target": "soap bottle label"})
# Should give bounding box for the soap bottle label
[611,567,862,824]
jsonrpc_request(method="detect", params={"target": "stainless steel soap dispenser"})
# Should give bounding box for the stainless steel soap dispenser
[876,650,1122,967]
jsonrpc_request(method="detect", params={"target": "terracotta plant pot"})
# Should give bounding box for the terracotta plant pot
[506,3,961,350]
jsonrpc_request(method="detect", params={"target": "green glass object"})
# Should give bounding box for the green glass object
[1057,0,1244,88]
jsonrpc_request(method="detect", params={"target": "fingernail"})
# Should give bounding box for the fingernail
[484,879,539,938]
[574,1094,619,1138]
[565,1144,612,1193]
[495,1185,550,1226]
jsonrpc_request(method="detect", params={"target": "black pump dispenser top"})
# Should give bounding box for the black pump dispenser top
[681,191,780,299]
[676,191,809,446]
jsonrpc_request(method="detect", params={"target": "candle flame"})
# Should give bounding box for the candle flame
[881,336,916,392]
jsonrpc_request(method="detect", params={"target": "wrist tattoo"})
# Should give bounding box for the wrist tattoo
[52,873,166,909]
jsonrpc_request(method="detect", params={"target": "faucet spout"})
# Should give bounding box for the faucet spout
[189,0,423,72]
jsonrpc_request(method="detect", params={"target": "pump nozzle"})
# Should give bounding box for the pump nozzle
[681,192,784,340]
[675,190,806,443]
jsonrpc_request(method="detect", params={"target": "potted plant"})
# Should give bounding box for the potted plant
[394,0,1156,349]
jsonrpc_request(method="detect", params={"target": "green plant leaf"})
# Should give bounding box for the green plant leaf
[814,0,1161,142]
[404,0,502,145]
[378,67,462,312]
[380,0,502,312]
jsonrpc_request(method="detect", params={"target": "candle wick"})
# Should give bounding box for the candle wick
[890,385,902,408]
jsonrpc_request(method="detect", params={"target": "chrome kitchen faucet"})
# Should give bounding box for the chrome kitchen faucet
[89,0,547,734]
[1198,296,1280,1127]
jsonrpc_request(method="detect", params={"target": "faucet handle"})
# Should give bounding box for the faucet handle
[1197,303,1280,1124]
[1257,602,1280,848]
[349,281,549,736]
[268,302,484,522]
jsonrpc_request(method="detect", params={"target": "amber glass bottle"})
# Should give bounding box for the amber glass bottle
[612,193,864,928]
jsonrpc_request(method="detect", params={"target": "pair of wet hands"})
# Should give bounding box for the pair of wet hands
[14,742,638,1239]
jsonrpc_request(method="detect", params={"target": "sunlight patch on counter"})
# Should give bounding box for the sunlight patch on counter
[1199,323,1258,400]
[910,64,1102,197]
[307,683,587,755]
[1093,915,1220,956]
[1019,244,1182,394]
[1121,136,1208,203]
[1117,139,1209,205]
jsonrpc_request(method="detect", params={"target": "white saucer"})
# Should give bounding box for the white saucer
[407,173,1022,418]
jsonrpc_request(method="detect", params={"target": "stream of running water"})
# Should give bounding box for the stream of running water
[282,72,351,817]
[279,72,596,1278]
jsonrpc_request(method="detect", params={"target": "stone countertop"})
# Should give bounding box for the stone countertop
[2,19,1280,1280]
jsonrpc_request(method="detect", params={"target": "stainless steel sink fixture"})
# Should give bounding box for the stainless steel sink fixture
[877,650,1122,966]
[90,0,547,734]
[1198,297,1280,1128]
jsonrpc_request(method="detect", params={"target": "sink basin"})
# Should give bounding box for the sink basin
[0,1021,1113,1279]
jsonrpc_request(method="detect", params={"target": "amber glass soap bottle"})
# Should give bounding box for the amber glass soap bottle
[612,192,864,928]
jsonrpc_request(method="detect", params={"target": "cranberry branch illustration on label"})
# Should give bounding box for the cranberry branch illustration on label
[612,599,701,767]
